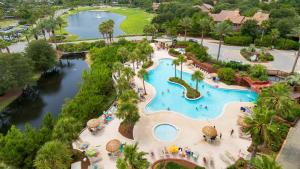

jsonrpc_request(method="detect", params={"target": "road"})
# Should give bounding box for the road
[8,35,299,73]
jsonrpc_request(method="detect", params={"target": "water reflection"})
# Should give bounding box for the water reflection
[0,57,89,132]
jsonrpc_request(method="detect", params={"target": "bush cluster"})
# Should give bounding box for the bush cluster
[255,36,299,50]
[217,68,236,84]
[224,36,253,46]
[57,40,106,52]
[169,48,181,56]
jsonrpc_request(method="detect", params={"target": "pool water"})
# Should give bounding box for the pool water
[154,124,178,142]
[145,58,257,119]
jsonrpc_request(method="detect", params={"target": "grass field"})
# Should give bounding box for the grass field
[0,19,18,29]
[105,7,154,35]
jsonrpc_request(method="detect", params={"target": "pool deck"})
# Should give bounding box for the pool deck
[76,44,254,169]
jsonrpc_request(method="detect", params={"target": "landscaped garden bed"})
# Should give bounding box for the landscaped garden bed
[152,159,205,169]
[240,45,274,62]
[169,77,200,99]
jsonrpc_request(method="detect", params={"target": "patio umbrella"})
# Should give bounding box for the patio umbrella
[202,126,217,138]
[87,118,102,128]
[168,145,179,153]
[106,139,121,153]
[210,73,218,78]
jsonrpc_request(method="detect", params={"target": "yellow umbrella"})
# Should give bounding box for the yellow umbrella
[168,145,179,153]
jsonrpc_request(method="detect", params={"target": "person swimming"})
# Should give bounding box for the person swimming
[205,105,208,109]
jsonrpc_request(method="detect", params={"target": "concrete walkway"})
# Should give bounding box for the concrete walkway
[277,121,300,169]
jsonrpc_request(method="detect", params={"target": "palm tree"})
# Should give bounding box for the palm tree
[198,18,211,45]
[118,89,139,104]
[30,27,40,40]
[177,55,186,79]
[289,25,300,73]
[99,22,108,41]
[116,143,150,169]
[270,28,280,46]
[116,102,140,125]
[117,47,129,63]
[113,62,123,77]
[143,42,154,61]
[138,68,149,95]
[244,108,278,163]
[23,30,31,43]
[252,154,282,169]
[192,70,204,91]
[122,67,135,81]
[0,39,10,53]
[143,24,156,40]
[107,19,115,42]
[56,17,64,33]
[179,17,192,41]
[128,50,138,71]
[172,59,180,78]
[260,20,269,41]
[214,21,233,60]
[258,82,298,120]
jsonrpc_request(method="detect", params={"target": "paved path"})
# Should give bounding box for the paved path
[8,34,299,73]
[178,37,299,73]
[277,121,300,169]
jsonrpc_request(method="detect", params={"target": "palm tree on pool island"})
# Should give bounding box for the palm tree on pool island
[138,68,149,95]
[177,55,186,79]
[192,70,204,91]
[172,59,180,78]
[117,143,150,169]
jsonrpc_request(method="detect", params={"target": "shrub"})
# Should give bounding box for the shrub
[224,36,253,46]
[275,38,299,50]
[142,60,153,69]
[254,35,272,47]
[249,64,268,81]
[218,68,236,84]
[169,48,180,56]
[57,40,106,52]
[185,43,209,61]
[48,35,65,43]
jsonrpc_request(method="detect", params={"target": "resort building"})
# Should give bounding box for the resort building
[210,10,269,30]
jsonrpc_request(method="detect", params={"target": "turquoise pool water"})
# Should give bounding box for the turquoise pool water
[154,124,178,142]
[145,58,258,119]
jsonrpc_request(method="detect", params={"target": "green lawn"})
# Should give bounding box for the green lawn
[0,19,18,29]
[105,7,154,35]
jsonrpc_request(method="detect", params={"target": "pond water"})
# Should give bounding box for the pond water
[66,11,125,39]
[0,57,89,132]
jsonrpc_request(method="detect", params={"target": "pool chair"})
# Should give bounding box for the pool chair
[193,152,199,161]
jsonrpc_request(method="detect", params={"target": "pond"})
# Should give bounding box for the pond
[0,57,89,132]
[66,11,125,39]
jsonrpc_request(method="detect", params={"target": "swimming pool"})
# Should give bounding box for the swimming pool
[153,124,178,142]
[145,58,258,119]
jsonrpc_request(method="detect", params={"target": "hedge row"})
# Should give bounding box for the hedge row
[224,36,253,46]
[57,40,106,52]
[254,35,299,50]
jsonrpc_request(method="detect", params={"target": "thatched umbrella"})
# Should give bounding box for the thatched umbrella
[106,139,121,153]
[210,73,218,78]
[202,126,217,138]
[87,118,102,128]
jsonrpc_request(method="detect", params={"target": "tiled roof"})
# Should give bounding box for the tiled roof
[210,10,245,24]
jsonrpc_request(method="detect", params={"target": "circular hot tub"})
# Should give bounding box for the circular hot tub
[153,123,178,142]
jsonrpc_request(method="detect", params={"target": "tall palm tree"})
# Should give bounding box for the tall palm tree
[172,59,180,78]
[122,67,135,81]
[30,27,40,40]
[270,28,280,46]
[138,68,149,95]
[143,43,154,61]
[107,19,115,42]
[128,50,138,71]
[258,82,298,120]
[177,55,186,79]
[260,20,269,41]
[118,89,139,104]
[214,21,233,60]
[179,17,192,41]
[192,70,204,91]
[289,25,300,73]
[117,47,129,63]
[252,154,282,169]
[244,108,278,163]
[0,39,10,53]
[198,18,211,45]
[99,22,108,41]
[116,143,150,169]
[56,17,64,33]
[113,62,123,77]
